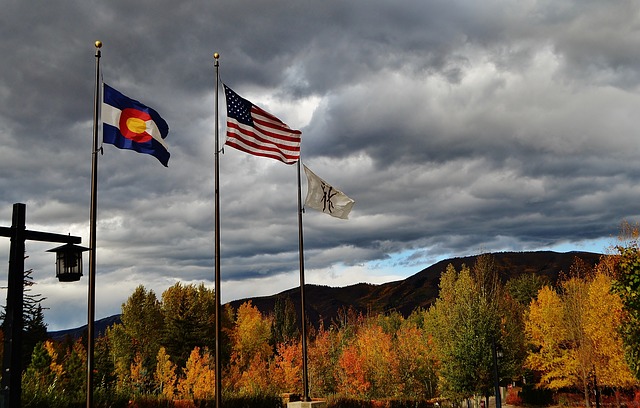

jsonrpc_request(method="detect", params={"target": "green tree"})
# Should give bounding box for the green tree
[107,285,163,393]
[22,340,65,403]
[271,296,299,347]
[1,268,49,368]
[161,283,216,368]
[613,242,640,379]
[505,273,548,307]
[427,255,523,401]
[94,334,116,391]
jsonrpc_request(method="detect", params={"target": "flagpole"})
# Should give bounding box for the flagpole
[213,52,222,408]
[87,40,102,408]
[297,160,311,402]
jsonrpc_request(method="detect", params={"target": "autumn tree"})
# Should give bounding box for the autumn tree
[177,346,215,400]
[586,269,637,406]
[226,301,273,395]
[526,257,638,407]
[395,316,438,400]
[155,346,177,399]
[525,285,570,389]
[526,261,597,408]
[61,340,87,401]
[336,318,400,399]
[561,271,594,407]
[308,322,342,396]
[229,301,272,370]
[271,340,302,393]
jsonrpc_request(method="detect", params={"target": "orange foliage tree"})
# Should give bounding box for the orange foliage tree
[336,320,400,399]
[271,340,303,393]
[395,318,438,400]
[308,322,342,396]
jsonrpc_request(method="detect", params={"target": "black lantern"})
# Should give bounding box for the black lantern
[47,243,89,282]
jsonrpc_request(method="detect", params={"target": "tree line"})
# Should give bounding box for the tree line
[6,240,640,406]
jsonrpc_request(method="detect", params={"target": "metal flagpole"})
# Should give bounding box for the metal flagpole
[213,52,222,408]
[297,160,310,402]
[87,40,102,408]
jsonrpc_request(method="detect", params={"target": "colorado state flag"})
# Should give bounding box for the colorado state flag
[102,83,170,166]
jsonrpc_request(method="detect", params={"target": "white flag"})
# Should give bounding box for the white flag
[303,165,355,219]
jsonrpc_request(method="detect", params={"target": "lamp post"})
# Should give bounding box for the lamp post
[492,338,503,408]
[0,203,86,408]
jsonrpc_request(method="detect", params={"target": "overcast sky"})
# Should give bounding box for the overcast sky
[1,0,639,330]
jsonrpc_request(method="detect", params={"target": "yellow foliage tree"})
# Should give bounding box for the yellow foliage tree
[177,346,215,400]
[226,301,273,395]
[526,258,638,407]
[155,346,177,399]
[525,285,575,388]
[584,270,637,405]
[231,301,272,368]
[130,352,146,395]
[43,340,65,379]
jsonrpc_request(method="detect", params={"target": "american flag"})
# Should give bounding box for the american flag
[224,84,302,164]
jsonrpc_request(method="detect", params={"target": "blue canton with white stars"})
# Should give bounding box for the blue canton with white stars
[224,85,254,127]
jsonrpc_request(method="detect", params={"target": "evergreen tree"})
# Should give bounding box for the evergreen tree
[271,295,299,346]
[1,268,49,372]
[161,283,217,368]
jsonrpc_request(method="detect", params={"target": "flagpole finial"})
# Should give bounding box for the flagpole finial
[213,52,220,60]
[94,40,102,49]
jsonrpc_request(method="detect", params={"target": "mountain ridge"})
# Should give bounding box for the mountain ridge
[48,250,603,339]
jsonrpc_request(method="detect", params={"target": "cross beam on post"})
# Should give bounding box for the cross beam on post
[0,203,82,408]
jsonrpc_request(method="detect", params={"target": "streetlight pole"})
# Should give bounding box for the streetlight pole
[0,203,83,408]
[492,338,502,408]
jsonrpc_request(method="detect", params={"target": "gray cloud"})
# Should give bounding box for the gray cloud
[0,0,638,330]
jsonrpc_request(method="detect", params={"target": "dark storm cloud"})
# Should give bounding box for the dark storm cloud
[1,0,639,329]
